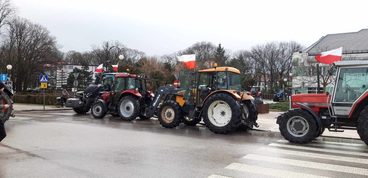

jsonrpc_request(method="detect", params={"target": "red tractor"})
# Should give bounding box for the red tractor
[277,60,368,145]
[90,73,153,120]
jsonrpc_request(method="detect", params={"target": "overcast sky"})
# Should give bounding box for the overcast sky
[11,0,368,56]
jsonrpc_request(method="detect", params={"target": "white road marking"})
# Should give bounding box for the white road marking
[208,174,232,178]
[276,140,367,151]
[269,143,368,157]
[244,154,368,176]
[226,163,329,178]
[260,147,368,164]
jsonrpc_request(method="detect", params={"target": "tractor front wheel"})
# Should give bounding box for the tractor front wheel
[203,93,241,134]
[91,101,107,119]
[278,109,318,144]
[357,106,368,145]
[158,100,182,128]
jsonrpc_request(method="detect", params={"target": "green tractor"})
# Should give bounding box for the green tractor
[144,66,258,134]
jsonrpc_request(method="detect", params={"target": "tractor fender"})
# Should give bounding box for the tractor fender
[96,98,107,106]
[296,103,323,130]
[120,89,142,98]
[199,90,241,109]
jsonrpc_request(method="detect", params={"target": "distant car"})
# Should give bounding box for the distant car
[273,90,287,102]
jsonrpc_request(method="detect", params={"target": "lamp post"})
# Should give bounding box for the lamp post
[6,64,12,80]
[118,54,124,72]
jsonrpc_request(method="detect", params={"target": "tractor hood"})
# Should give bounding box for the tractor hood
[291,93,330,109]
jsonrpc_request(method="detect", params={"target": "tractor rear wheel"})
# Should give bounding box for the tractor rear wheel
[182,116,201,126]
[91,101,107,119]
[357,106,368,145]
[203,93,241,134]
[118,96,140,121]
[158,100,182,128]
[278,109,318,144]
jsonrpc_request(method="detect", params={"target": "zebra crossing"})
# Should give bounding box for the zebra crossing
[209,140,368,178]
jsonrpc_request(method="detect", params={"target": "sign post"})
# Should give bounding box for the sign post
[39,74,49,111]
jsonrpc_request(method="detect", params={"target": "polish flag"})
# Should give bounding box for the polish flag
[112,64,118,72]
[315,47,343,64]
[178,54,196,69]
[95,64,103,73]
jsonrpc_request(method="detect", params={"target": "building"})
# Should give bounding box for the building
[292,29,368,93]
[54,64,97,89]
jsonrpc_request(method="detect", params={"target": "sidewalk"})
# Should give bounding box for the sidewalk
[13,103,72,111]
[254,111,362,142]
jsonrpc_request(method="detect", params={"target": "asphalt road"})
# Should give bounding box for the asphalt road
[1,110,368,178]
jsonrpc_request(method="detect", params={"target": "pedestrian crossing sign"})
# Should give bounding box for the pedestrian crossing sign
[39,74,49,82]
[40,82,48,89]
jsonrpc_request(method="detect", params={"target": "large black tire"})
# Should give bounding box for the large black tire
[278,109,318,144]
[158,100,182,128]
[203,93,241,134]
[182,116,201,126]
[239,101,258,131]
[91,101,107,119]
[357,106,368,145]
[73,106,90,114]
[118,96,140,121]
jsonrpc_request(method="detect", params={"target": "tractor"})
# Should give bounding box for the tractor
[277,60,368,145]
[143,65,259,134]
[0,81,14,142]
[90,73,153,120]
[65,73,116,114]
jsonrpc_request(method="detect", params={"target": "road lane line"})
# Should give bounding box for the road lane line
[208,174,232,178]
[226,163,329,178]
[260,147,368,164]
[244,154,368,176]
[269,143,368,157]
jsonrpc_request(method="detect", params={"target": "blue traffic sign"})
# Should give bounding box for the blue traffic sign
[0,74,7,81]
[39,74,49,82]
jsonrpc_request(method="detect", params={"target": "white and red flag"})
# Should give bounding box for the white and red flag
[178,54,196,70]
[95,64,104,73]
[315,47,343,64]
[112,64,118,72]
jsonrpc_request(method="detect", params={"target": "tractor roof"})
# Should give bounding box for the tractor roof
[334,60,368,67]
[115,73,138,78]
[198,67,240,74]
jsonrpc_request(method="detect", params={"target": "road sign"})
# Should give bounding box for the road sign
[0,74,8,81]
[39,74,49,82]
[40,82,48,89]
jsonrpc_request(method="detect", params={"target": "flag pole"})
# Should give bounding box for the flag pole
[316,63,320,93]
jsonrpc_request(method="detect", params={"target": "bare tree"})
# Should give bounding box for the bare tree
[0,0,13,34]
[251,42,303,92]
[179,41,216,68]
[2,18,61,91]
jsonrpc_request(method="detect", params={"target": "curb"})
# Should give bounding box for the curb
[247,129,365,144]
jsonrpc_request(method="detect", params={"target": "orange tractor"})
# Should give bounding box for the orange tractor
[277,60,368,145]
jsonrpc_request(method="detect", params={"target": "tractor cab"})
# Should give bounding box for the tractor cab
[196,67,242,106]
[330,61,368,118]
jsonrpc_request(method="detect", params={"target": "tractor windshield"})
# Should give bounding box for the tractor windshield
[334,67,368,103]
[216,72,241,91]
[114,77,144,91]
[228,72,241,91]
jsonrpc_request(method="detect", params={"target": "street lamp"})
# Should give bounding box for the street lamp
[6,64,12,80]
